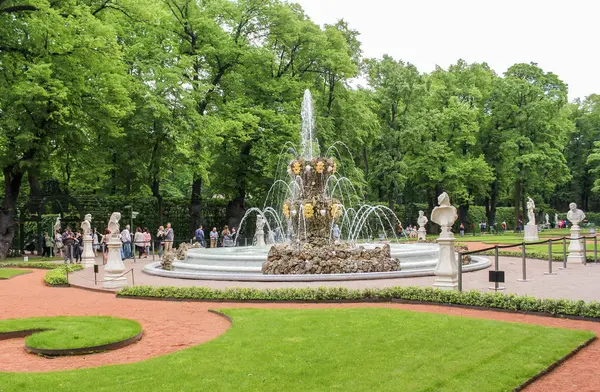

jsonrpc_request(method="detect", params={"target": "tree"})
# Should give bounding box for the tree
[0,0,131,258]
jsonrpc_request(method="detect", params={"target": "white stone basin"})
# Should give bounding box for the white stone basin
[142,242,491,281]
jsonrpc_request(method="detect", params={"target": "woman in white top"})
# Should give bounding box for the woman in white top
[134,227,145,258]
[92,229,99,257]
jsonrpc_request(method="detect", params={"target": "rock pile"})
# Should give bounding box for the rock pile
[263,243,400,275]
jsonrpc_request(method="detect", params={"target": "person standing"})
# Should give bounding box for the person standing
[210,227,218,248]
[42,232,53,257]
[134,227,145,258]
[100,228,111,264]
[221,225,231,247]
[54,230,64,258]
[92,229,99,257]
[143,228,151,257]
[332,224,341,241]
[164,223,174,251]
[121,225,132,259]
[459,223,465,237]
[156,226,165,258]
[195,225,205,247]
[62,227,75,263]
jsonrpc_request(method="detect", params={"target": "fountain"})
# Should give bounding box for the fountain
[143,90,490,281]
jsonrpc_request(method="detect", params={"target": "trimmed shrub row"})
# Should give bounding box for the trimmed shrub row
[117,285,600,319]
[0,261,68,269]
[0,261,83,285]
[43,265,83,286]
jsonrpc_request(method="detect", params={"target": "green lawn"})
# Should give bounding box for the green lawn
[0,269,30,279]
[0,316,141,350]
[0,308,593,392]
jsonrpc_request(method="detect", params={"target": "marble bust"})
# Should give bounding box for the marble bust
[526,198,536,225]
[567,203,586,226]
[108,212,121,238]
[81,214,92,236]
[417,210,428,228]
[431,192,458,238]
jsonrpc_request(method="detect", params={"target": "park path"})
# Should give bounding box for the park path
[0,269,598,391]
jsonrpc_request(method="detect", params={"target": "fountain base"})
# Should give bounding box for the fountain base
[263,243,399,275]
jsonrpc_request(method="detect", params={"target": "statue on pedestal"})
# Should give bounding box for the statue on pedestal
[431,192,459,291]
[255,215,266,247]
[567,203,586,264]
[104,212,127,289]
[524,197,539,241]
[527,198,536,225]
[554,213,559,227]
[80,214,95,267]
[417,210,428,241]
[545,213,550,227]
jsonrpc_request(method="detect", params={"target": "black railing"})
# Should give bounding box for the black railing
[457,235,598,292]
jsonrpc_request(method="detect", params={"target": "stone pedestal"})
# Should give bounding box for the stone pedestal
[104,238,127,289]
[434,237,458,290]
[417,228,426,241]
[524,224,539,241]
[567,225,585,263]
[81,236,95,267]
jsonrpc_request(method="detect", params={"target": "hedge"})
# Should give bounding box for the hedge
[0,261,68,270]
[0,261,83,285]
[117,285,600,319]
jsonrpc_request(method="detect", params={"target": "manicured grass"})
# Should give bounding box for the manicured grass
[0,308,593,391]
[0,316,141,351]
[0,269,30,279]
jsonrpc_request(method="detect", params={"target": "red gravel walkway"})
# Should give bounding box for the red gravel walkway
[0,269,598,391]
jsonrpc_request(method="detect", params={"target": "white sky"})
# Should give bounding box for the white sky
[293,0,599,101]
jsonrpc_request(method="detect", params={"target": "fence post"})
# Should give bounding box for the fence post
[544,239,556,275]
[560,237,567,269]
[458,253,463,292]
[152,240,155,262]
[493,246,499,291]
[595,236,598,264]
[583,236,587,265]
[131,269,135,286]
[517,243,528,282]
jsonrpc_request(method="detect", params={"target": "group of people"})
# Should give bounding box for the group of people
[195,225,238,248]
[118,223,175,260]
[397,223,417,239]
[49,227,102,263]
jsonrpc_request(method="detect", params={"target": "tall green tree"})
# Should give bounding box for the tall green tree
[0,0,130,258]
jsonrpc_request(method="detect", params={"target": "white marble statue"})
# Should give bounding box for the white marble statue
[431,192,459,291]
[566,203,586,264]
[255,214,266,247]
[81,214,92,235]
[567,203,586,226]
[53,217,61,234]
[524,197,539,241]
[80,214,95,267]
[555,213,559,226]
[108,212,121,238]
[545,213,550,226]
[431,193,458,239]
[417,210,428,241]
[105,212,127,288]
[527,197,536,225]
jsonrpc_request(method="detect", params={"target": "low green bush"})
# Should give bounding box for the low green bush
[0,261,66,269]
[117,285,600,319]
[43,265,83,286]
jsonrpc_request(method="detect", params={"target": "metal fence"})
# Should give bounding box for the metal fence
[457,235,599,292]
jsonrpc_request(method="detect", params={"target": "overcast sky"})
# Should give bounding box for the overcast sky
[293,0,598,101]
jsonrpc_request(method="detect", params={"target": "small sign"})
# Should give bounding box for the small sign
[93,265,99,274]
[23,256,28,262]
[489,271,505,283]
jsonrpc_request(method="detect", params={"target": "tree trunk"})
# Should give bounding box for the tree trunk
[486,179,498,227]
[226,193,246,231]
[190,176,203,230]
[514,179,522,226]
[27,170,43,255]
[0,167,24,259]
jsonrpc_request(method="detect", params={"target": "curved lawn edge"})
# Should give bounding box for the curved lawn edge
[515,336,597,391]
[25,331,143,356]
[0,269,33,280]
[117,285,600,321]
[0,316,143,356]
